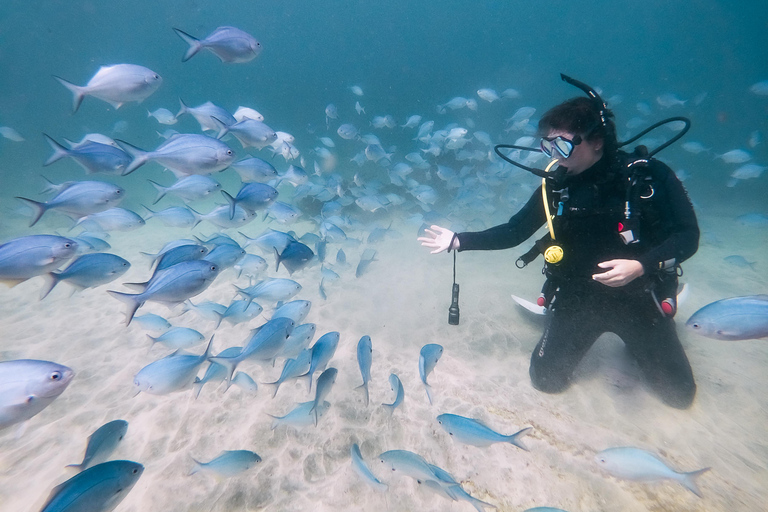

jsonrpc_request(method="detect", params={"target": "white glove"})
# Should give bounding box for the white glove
[417,225,459,254]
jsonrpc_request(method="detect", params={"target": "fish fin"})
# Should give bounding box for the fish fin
[107,290,143,326]
[273,246,282,272]
[64,462,83,471]
[115,139,149,176]
[173,28,202,62]
[210,116,230,140]
[221,190,237,220]
[53,75,85,113]
[43,134,70,166]
[354,382,369,406]
[424,382,434,405]
[681,467,710,498]
[188,457,203,476]
[212,310,224,330]
[141,204,156,219]
[507,427,532,451]
[176,97,189,119]
[147,180,167,204]
[39,272,61,300]
[208,356,237,387]
[14,196,48,227]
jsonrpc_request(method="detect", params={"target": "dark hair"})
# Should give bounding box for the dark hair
[537,97,616,145]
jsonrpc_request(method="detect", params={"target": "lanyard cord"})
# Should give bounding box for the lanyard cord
[449,232,458,285]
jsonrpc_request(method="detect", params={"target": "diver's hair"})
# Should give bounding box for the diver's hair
[537,97,617,145]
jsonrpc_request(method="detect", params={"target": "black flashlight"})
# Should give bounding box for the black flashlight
[448,283,460,325]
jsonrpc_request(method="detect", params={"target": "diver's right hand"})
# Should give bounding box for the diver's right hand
[417,225,459,254]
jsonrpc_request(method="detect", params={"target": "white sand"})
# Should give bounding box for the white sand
[0,209,766,512]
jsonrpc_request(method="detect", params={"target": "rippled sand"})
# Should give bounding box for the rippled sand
[0,211,766,512]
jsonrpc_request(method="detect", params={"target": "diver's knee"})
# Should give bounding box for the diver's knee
[660,380,697,410]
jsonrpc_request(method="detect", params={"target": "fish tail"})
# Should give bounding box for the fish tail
[221,190,237,220]
[39,175,60,195]
[212,310,224,330]
[187,206,204,228]
[53,75,85,113]
[107,290,144,326]
[176,97,189,119]
[211,116,230,140]
[506,427,532,451]
[14,196,47,227]
[424,382,433,405]
[147,180,167,204]
[208,356,238,386]
[141,204,156,220]
[115,139,149,176]
[267,414,281,430]
[188,457,203,476]
[173,28,203,62]
[354,382,369,406]
[680,467,710,497]
[43,134,70,166]
[39,272,62,300]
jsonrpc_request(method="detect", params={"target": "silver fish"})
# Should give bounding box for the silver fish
[174,26,262,63]
[0,359,75,430]
[0,235,78,287]
[16,181,125,227]
[133,336,214,395]
[118,134,235,176]
[54,64,162,112]
[67,419,128,471]
[189,450,262,478]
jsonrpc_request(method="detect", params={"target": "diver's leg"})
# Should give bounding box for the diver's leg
[529,298,603,394]
[616,299,696,409]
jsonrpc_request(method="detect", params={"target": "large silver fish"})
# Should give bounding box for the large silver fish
[16,181,125,227]
[0,235,78,287]
[54,64,162,112]
[117,134,235,177]
[39,460,143,511]
[686,295,768,340]
[0,359,74,430]
[174,26,262,63]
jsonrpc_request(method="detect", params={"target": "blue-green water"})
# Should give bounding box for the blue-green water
[0,2,767,511]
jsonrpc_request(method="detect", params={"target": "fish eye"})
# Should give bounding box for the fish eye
[210,265,217,271]
[599,457,606,463]
[691,323,700,329]
[133,468,139,474]
[227,150,233,155]
[154,74,160,79]
[50,371,62,381]
[26,395,34,403]
[64,243,72,248]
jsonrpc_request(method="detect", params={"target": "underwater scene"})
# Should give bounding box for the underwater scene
[0,1,766,511]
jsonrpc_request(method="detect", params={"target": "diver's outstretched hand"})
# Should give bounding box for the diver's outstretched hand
[418,225,459,254]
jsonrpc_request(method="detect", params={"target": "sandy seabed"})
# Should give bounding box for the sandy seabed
[0,210,766,512]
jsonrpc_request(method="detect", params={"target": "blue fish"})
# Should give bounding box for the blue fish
[234,254,267,279]
[174,26,262,63]
[205,244,246,270]
[231,371,259,394]
[382,373,404,415]
[189,450,261,478]
[265,201,302,224]
[686,295,768,340]
[72,234,110,253]
[0,235,78,287]
[75,207,145,232]
[235,277,302,305]
[419,343,444,404]
[595,447,710,497]
[310,367,337,426]
[302,331,340,392]
[281,323,317,359]
[356,335,373,406]
[16,181,124,227]
[148,174,221,204]
[268,400,331,430]
[151,244,209,272]
[356,248,377,278]
[425,463,496,511]
[192,346,241,398]
[336,248,347,264]
[147,327,206,350]
[44,134,130,175]
[108,260,220,325]
[272,299,312,324]
[275,240,315,275]
[222,183,278,219]
[215,300,263,328]
[143,205,200,228]
[231,157,278,183]
[209,317,295,383]
[350,444,387,492]
[134,336,214,395]
[132,313,171,332]
[437,413,530,449]
[264,348,311,398]
[41,253,130,299]
[240,228,296,253]
[67,419,128,471]
[39,460,143,512]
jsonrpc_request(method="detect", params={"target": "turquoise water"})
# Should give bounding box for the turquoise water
[1,2,767,511]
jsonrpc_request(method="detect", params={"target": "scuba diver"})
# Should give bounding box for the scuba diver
[418,75,699,409]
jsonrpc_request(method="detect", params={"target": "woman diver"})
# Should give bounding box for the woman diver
[418,75,699,409]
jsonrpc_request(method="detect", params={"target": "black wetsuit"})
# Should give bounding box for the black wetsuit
[456,153,699,409]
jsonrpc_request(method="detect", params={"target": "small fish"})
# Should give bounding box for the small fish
[39,460,143,512]
[302,331,340,392]
[192,346,241,398]
[54,64,162,112]
[147,327,206,350]
[231,157,279,183]
[419,343,443,404]
[16,180,125,227]
[378,450,440,484]
[0,126,24,141]
[235,277,302,305]
[436,413,530,449]
[67,419,128,471]
[282,323,317,359]
[174,26,262,63]
[477,88,500,102]
[595,447,710,497]
[310,368,337,426]
[723,255,757,270]
[41,253,131,299]
[656,93,686,108]
[350,444,387,492]
[76,207,146,233]
[381,374,404,414]
[133,336,214,395]
[117,134,235,177]
[265,201,302,224]
[401,115,422,129]
[216,118,278,149]
[148,108,177,125]
[264,349,311,398]
[143,205,200,228]
[132,313,171,332]
[233,106,264,122]
[730,164,765,181]
[274,240,314,275]
[189,450,261,478]
[216,300,263,328]
[356,248,377,278]
[356,336,372,405]
[44,135,131,175]
[686,295,768,340]
[177,99,236,132]
[717,149,751,164]
[501,88,520,99]
[681,141,710,154]
[355,101,365,115]
[350,85,364,96]
[272,299,312,324]
[268,400,331,429]
[337,123,359,140]
[203,244,246,270]
[749,81,768,95]
[231,371,258,394]
[148,175,221,203]
[0,359,75,430]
